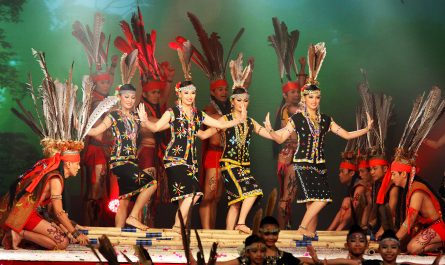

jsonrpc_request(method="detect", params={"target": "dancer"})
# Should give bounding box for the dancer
[138,39,246,229]
[185,12,245,229]
[0,50,90,249]
[72,13,118,226]
[87,52,157,230]
[268,17,307,229]
[265,43,373,237]
[114,6,174,226]
[214,54,283,233]
[377,87,445,254]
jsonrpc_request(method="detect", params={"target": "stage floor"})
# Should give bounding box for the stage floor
[0,245,442,264]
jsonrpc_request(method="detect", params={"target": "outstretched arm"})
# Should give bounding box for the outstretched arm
[203,105,246,129]
[197,128,219,140]
[87,116,112,137]
[264,112,293,144]
[252,119,273,140]
[331,112,373,140]
[137,103,171,132]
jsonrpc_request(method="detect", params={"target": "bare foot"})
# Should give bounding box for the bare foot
[11,230,23,250]
[171,225,181,234]
[296,226,315,238]
[235,224,251,234]
[125,216,149,231]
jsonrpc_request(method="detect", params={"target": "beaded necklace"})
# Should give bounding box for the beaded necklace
[233,112,248,148]
[303,107,321,137]
[120,110,137,139]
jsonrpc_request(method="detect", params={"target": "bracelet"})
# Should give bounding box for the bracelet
[268,129,274,133]
[257,127,264,134]
[50,194,62,200]
[56,210,67,218]
[71,230,81,239]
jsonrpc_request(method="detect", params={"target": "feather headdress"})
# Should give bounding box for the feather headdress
[229,53,254,90]
[306,42,326,86]
[72,13,117,80]
[267,17,301,93]
[377,86,444,204]
[12,49,94,156]
[169,38,194,83]
[114,6,171,88]
[395,86,445,164]
[186,12,244,90]
[357,69,393,159]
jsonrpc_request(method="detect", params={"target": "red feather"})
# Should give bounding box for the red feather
[114,36,133,54]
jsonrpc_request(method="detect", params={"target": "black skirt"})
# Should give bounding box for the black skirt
[294,162,332,203]
[165,164,202,202]
[220,161,263,206]
[111,162,156,200]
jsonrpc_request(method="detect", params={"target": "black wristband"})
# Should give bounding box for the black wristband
[71,230,81,239]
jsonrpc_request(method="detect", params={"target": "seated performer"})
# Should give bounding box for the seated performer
[377,87,445,254]
[215,234,267,265]
[259,216,314,264]
[0,141,89,249]
[362,230,404,265]
[309,225,369,265]
[1,50,90,249]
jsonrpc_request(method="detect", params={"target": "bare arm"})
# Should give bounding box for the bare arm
[87,116,112,137]
[330,112,373,140]
[252,119,273,140]
[197,128,219,140]
[264,112,293,144]
[137,103,171,132]
[203,110,244,129]
[396,191,423,240]
[50,178,89,245]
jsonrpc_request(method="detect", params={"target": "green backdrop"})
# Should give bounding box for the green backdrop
[1,0,445,229]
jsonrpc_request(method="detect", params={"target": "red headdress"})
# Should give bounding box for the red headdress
[377,87,445,204]
[11,49,97,192]
[185,12,244,91]
[268,17,302,94]
[114,6,172,93]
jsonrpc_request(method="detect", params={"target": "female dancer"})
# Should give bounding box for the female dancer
[88,84,157,230]
[220,85,278,233]
[265,43,372,237]
[137,80,246,229]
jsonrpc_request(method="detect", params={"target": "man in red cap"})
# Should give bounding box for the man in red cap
[0,143,89,250]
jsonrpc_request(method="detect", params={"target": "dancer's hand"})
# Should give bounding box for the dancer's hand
[76,233,89,246]
[299,56,306,66]
[240,103,247,122]
[264,112,273,132]
[365,112,374,130]
[137,103,148,123]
